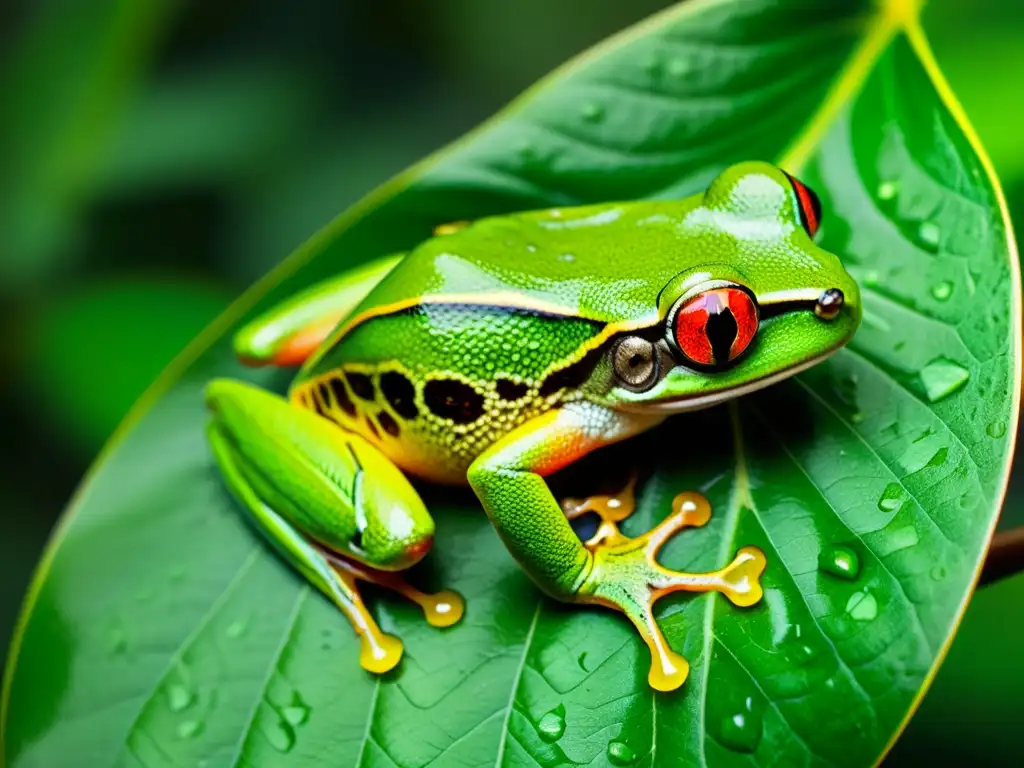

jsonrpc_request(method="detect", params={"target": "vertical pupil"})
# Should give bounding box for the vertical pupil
[706,307,738,363]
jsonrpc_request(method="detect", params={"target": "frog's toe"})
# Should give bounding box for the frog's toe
[561,472,638,549]
[420,589,465,628]
[576,490,766,692]
[325,550,466,631]
[359,630,404,674]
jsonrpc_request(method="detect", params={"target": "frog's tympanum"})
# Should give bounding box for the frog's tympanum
[206,162,860,691]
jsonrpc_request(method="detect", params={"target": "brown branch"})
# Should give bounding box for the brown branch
[979,527,1024,587]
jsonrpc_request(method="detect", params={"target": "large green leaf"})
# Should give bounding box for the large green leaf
[3,1,1019,766]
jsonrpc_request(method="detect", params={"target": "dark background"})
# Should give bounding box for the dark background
[1,0,1021,762]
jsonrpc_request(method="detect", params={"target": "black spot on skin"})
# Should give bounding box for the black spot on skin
[328,377,357,417]
[377,411,400,437]
[365,414,380,439]
[312,386,329,416]
[538,346,604,397]
[706,308,738,365]
[424,379,485,424]
[380,371,418,419]
[346,371,375,401]
[495,378,529,401]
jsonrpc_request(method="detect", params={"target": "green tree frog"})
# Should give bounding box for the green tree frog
[205,161,860,692]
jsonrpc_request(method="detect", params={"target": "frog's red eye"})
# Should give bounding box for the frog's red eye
[783,171,822,238]
[673,287,759,368]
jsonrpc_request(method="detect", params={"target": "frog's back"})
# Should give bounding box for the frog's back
[289,198,703,483]
[348,197,706,325]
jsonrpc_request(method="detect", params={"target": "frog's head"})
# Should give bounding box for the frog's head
[605,161,860,413]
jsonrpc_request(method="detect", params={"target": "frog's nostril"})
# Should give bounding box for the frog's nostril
[815,288,844,321]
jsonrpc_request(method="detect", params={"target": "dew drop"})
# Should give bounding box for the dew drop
[537,704,566,743]
[876,180,899,202]
[167,684,193,713]
[919,358,970,402]
[267,718,296,753]
[916,221,941,253]
[877,483,903,513]
[177,720,202,739]
[607,741,638,765]
[819,545,861,580]
[845,589,878,622]
[558,253,575,263]
[226,620,247,639]
[926,446,949,469]
[283,705,308,728]
[931,281,953,301]
[987,421,1007,438]
[667,57,689,78]
[931,564,948,581]
[717,696,764,754]
[581,103,605,123]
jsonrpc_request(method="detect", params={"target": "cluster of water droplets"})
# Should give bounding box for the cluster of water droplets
[530,702,640,764]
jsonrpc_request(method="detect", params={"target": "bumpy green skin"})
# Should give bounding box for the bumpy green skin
[206,161,861,641]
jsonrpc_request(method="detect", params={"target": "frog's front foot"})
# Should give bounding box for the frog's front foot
[574,491,766,692]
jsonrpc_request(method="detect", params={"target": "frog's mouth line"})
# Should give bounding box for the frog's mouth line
[619,343,846,415]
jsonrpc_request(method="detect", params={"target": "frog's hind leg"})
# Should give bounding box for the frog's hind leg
[234,253,403,367]
[206,379,463,675]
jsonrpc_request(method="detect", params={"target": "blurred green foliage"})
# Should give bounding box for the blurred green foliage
[0,0,1022,762]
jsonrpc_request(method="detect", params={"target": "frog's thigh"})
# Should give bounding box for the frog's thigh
[467,402,660,598]
[206,378,459,674]
[207,421,403,673]
[234,252,404,367]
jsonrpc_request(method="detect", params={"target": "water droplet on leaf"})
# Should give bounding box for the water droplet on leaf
[282,705,308,728]
[987,421,1007,438]
[919,359,969,402]
[581,103,604,123]
[931,564,948,581]
[926,447,949,468]
[845,589,878,622]
[266,718,296,753]
[717,696,764,754]
[667,58,689,78]
[537,704,566,743]
[931,281,952,301]
[226,620,247,639]
[819,545,860,580]
[916,221,941,253]
[177,720,202,739]
[876,180,898,202]
[167,684,193,713]
[607,741,637,765]
[877,483,903,513]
